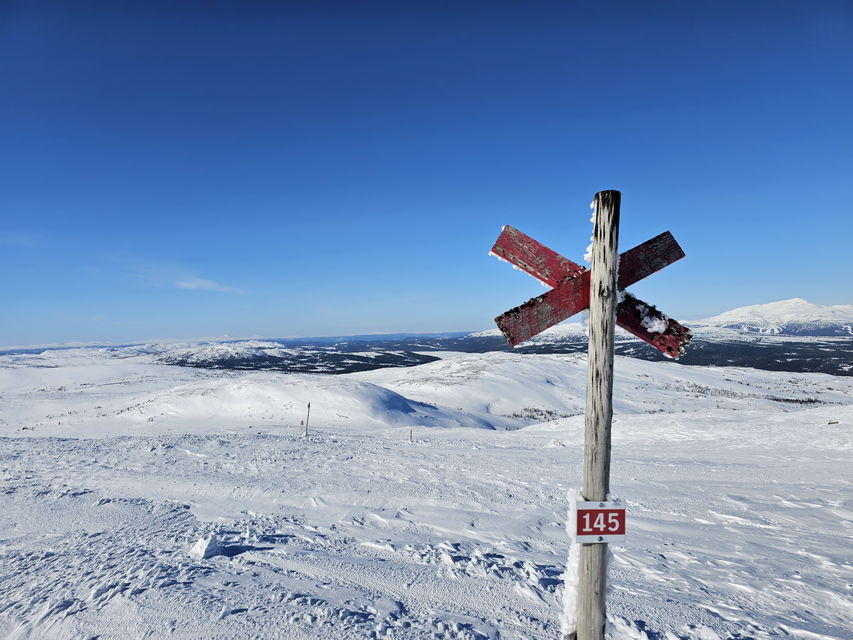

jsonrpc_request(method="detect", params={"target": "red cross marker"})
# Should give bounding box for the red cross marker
[491,225,692,358]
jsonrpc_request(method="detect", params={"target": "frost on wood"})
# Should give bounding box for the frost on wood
[616,294,692,359]
[641,313,668,335]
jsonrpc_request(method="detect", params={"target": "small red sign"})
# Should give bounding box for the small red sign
[572,501,626,544]
[577,508,625,536]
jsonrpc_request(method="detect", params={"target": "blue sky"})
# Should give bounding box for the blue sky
[2,1,852,345]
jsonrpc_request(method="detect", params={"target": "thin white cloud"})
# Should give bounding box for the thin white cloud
[174,277,246,294]
[114,259,247,295]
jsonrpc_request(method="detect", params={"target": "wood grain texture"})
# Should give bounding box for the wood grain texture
[495,271,591,345]
[616,231,684,289]
[582,190,619,505]
[491,225,585,287]
[575,190,620,640]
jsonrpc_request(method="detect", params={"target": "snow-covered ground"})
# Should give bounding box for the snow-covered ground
[0,347,851,639]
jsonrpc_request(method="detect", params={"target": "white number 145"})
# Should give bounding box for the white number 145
[581,511,621,532]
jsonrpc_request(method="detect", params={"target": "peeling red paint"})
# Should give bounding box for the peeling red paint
[492,226,692,357]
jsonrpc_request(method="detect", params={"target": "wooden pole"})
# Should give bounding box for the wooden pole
[573,190,620,640]
[304,402,310,437]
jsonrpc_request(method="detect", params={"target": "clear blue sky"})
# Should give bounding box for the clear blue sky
[2,1,852,346]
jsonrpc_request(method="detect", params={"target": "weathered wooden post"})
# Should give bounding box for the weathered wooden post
[574,190,620,639]
[488,190,691,640]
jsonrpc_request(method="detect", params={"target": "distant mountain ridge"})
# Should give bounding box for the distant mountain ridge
[3,299,851,377]
[694,298,853,336]
[155,341,440,374]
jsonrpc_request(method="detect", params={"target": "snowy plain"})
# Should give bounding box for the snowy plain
[0,346,851,639]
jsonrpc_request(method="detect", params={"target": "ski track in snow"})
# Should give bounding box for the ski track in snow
[0,348,851,639]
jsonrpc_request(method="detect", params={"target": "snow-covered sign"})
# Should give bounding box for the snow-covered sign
[490,225,691,357]
[571,501,626,544]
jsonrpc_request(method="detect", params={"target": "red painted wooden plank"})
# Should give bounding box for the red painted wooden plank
[491,225,585,287]
[616,232,685,290]
[493,230,690,356]
[495,271,590,346]
[497,287,692,358]
[616,293,692,359]
[491,227,684,290]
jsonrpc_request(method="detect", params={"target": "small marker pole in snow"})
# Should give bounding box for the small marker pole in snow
[304,402,310,437]
[572,190,620,640]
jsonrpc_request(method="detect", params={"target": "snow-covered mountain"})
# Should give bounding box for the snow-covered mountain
[695,298,853,336]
